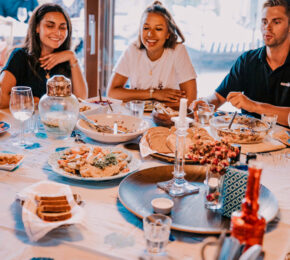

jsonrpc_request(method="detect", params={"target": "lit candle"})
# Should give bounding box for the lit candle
[179,98,187,122]
[208,177,219,189]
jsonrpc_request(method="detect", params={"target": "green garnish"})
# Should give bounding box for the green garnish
[92,152,118,169]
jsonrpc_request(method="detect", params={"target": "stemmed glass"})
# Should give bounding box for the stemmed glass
[17,7,27,23]
[10,86,34,147]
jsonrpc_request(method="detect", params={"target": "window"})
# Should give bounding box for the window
[113,0,264,110]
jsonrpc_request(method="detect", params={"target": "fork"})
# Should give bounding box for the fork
[79,114,125,134]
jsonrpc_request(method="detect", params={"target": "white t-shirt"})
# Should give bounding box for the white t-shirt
[113,42,197,90]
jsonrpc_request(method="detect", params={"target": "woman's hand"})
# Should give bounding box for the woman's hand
[153,89,186,102]
[39,50,75,70]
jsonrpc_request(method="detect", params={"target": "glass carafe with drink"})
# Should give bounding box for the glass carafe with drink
[230,159,266,251]
[39,75,79,139]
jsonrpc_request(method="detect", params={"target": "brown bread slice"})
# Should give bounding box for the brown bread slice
[37,208,72,222]
[35,195,67,201]
[39,200,69,206]
[146,127,169,142]
[38,204,71,213]
[148,133,172,153]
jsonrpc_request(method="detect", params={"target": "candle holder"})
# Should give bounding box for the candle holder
[157,116,199,197]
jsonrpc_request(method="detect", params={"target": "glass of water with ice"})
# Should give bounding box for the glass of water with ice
[143,214,171,255]
[129,100,145,118]
[197,104,215,125]
[261,113,278,137]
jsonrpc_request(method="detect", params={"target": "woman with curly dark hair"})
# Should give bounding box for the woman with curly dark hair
[0,3,87,108]
[108,1,197,105]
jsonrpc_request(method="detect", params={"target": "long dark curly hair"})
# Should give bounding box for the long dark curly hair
[23,3,72,77]
[137,1,185,49]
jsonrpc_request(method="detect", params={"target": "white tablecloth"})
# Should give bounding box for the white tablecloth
[0,108,289,260]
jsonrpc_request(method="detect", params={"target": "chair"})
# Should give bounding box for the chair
[0,17,14,67]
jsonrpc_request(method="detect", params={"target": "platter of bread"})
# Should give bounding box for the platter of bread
[48,145,141,181]
[140,126,215,163]
[16,181,85,241]
[0,153,24,171]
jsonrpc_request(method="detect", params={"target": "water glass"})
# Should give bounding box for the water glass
[197,104,215,125]
[10,86,34,146]
[143,214,171,255]
[261,113,277,136]
[129,100,145,118]
[204,168,223,210]
[17,7,27,23]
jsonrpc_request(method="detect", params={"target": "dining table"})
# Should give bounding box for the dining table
[0,107,289,260]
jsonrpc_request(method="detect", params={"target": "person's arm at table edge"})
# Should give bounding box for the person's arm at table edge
[240,100,290,126]
[0,70,16,108]
[68,52,88,99]
[180,78,197,105]
[107,72,151,101]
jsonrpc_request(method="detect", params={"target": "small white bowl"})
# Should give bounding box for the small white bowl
[151,198,174,215]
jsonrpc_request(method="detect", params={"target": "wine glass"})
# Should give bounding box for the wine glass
[17,7,27,23]
[10,86,34,147]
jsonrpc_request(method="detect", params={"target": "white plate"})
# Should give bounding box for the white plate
[48,146,141,181]
[0,154,24,171]
[76,113,150,143]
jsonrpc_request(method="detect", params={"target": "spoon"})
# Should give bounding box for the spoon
[228,111,237,129]
[79,113,125,134]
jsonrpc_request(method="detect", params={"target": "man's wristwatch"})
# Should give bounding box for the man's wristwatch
[149,88,154,99]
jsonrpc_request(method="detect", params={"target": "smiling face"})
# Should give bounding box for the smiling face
[261,6,290,48]
[140,12,170,60]
[36,12,68,54]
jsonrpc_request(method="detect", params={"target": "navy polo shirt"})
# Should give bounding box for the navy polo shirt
[216,46,290,118]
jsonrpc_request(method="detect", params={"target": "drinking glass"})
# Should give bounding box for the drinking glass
[10,86,34,146]
[261,113,277,137]
[17,7,27,23]
[197,104,215,125]
[129,100,145,118]
[143,214,171,255]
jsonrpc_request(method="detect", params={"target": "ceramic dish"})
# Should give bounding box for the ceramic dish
[76,113,150,143]
[0,153,24,171]
[210,115,270,144]
[0,121,10,134]
[48,146,141,181]
[144,100,154,112]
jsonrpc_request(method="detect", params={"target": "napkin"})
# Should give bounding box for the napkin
[16,181,85,242]
[240,138,286,154]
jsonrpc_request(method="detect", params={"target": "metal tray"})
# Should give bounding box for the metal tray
[118,165,278,234]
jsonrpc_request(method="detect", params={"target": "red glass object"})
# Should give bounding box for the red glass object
[230,160,266,251]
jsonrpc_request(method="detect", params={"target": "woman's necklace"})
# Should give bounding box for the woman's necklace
[45,69,50,80]
[147,58,161,76]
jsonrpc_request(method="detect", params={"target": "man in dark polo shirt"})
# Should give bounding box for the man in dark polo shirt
[191,0,290,126]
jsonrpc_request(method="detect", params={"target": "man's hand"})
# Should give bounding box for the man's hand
[189,99,209,121]
[226,92,254,111]
[39,50,74,71]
